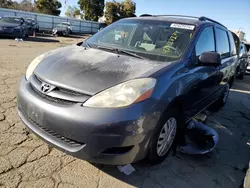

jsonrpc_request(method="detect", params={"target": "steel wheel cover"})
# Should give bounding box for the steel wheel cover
[157,117,177,156]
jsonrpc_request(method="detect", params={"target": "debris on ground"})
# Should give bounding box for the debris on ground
[15,38,23,42]
[117,164,136,175]
[180,120,219,155]
[194,112,207,122]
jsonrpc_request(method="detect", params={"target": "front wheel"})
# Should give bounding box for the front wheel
[147,109,183,164]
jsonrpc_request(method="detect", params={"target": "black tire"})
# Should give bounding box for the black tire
[146,108,185,164]
[238,72,244,80]
[237,72,245,80]
[209,83,230,112]
[236,67,245,80]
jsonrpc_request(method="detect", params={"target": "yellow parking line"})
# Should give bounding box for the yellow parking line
[230,89,250,94]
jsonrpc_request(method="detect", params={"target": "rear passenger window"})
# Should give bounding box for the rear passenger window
[215,28,230,58]
[228,32,237,56]
[240,45,245,55]
[195,27,215,56]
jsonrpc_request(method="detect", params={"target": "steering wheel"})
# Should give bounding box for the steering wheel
[164,46,182,56]
[134,41,147,51]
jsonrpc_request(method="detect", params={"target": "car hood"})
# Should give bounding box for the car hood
[0,22,20,27]
[34,45,169,95]
[54,27,66,31]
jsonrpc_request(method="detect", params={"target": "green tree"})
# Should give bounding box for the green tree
[0,0,14,9]
[19,0,35,12]
[65,5,83,19]
[78,0,105,21]
[120,0,136,18]
[0,0,35,11]
[105,0,136,24]
[35,0,62,16]
[104,1,120,24]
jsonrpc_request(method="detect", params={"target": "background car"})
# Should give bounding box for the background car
[235,43,249,79]
[243,43,250,74]
[98,23,107,31]
[52,24,70,36]
[61,22,72,34]
[25,18,39,35]
[0,16,28,38]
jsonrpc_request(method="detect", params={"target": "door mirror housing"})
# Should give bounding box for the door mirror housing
[239,53,248,59]
[199,52,221,66]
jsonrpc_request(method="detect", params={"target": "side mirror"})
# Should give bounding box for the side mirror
[199,52,221,66]
[240,53,248,59]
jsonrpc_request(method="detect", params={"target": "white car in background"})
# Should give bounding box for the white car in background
[244,43,250,74]
[61,22,72,34]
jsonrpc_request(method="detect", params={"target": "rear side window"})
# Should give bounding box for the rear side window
[215,28,230,58]
[244,45,248,54]
[195,27,215,56]
[228,32,237,56]
[240,44,247,55]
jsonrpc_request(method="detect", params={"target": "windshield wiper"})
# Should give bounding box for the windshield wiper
[97,46,144,59]
[118,49,145,59]
[85,42,91,48]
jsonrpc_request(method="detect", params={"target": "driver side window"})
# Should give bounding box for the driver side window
[195,27,215,56]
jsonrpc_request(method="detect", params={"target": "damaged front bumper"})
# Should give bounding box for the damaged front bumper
[180,120,219,154]
[17,76,160,165]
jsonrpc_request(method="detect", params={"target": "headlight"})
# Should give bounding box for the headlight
[83,78,157,108]
[25,54,45,80]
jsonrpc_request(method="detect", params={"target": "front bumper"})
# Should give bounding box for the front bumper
[0,29,22,38]
[17,77,160,165]
[246,65,250,74]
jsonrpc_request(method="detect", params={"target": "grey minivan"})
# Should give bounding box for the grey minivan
[18,15,237,165]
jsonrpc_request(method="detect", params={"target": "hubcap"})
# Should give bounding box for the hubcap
[223,84,230,103]
[157,117,177,156]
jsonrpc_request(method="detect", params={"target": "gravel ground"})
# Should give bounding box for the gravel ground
[0,36,250,188]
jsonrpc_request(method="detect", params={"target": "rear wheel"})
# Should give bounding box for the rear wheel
[238,72,244,80]
[236,67,245,80]
[147,109,184,164]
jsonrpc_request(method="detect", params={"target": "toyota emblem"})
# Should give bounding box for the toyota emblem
[41,82,55,93]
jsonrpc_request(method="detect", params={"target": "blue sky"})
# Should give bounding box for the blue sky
[60,0,250,41]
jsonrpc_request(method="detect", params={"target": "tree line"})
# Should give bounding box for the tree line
[0,0,136,24]
[0,0,62,16]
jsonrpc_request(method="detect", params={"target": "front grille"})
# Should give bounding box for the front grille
[57,87,83,96]
[35,75,83,96]
[32,85,76,105]
[35,75,43,83]
[24,111,83,147]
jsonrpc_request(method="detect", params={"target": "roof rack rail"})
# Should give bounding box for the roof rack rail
[140,14,153,17]
[152,15,200,19]
[199,16,227,28]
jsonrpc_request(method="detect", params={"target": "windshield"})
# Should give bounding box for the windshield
[62,23,70,26]
[0,17,21,24]
[86,19,195,62]
[56,24,67,28]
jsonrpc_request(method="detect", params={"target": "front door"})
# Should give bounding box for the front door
[184,26,221,119]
